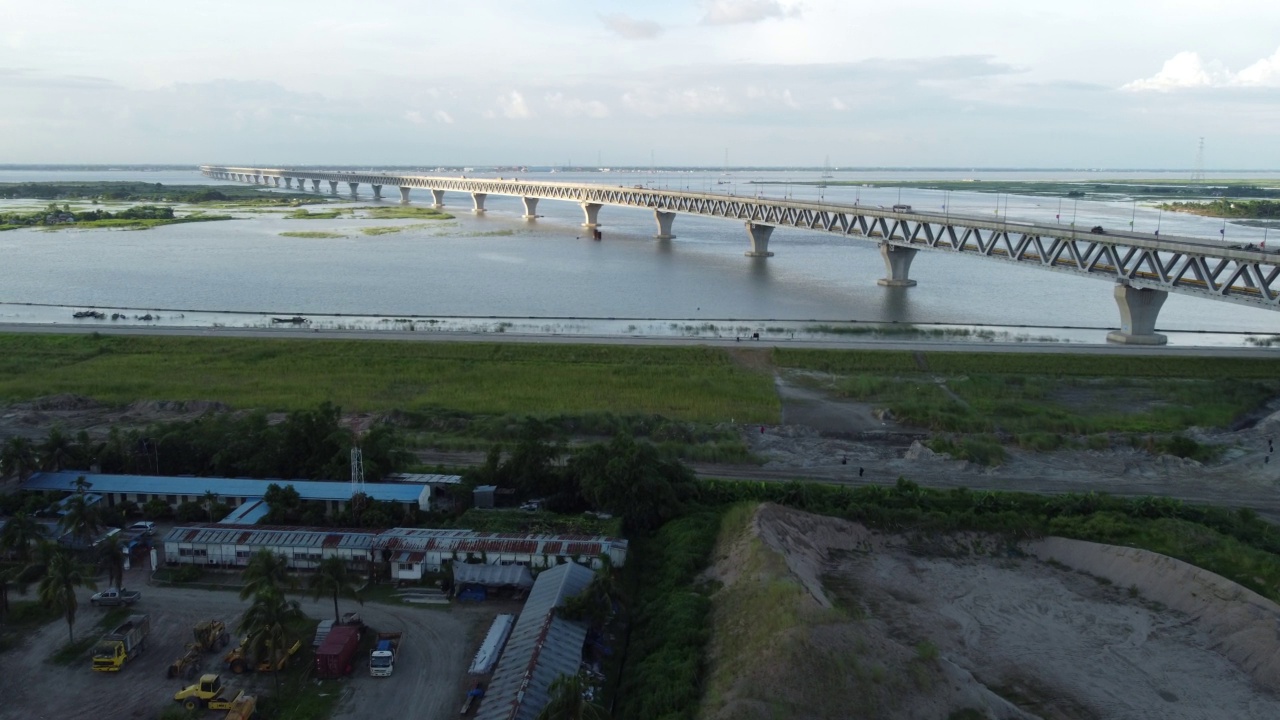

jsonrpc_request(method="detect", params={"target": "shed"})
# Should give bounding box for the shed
[473,485,497,509]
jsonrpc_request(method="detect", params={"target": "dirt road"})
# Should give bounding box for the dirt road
[0,574,488,720]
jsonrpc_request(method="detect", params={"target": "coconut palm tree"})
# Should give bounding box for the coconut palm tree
[0,436,38,482]
[239,548,295,601]
[97,533,126,589]
[308,556,364,623]
[0,511,46,562]
[38,427,74,472]
[38,549,95,642]
[238,588,303,693]
[534,673,608,720]
[58,493,100,549]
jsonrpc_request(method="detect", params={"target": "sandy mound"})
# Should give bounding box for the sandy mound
[700,503,1280,720]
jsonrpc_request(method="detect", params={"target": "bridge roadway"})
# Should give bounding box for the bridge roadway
[201,165,1280,345]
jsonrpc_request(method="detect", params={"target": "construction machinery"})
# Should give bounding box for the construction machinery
[91,613,150,672]
[173,673,257,719]
[224,637,302,674]
[168,620,231,679]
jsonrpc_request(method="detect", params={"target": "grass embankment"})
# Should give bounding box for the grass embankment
[0,334,779,423]
[279,231,346,239]
[775,348,1280,463]
[360,224,437,236]
[617,482,1280,717]
[41,215,233,231]
[362,206,453,220]
[287,209,346,220]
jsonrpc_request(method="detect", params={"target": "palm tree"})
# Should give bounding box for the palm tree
[1,436,38,482]
[0,511,46,562]
[535,673,608,720]
[238,588,303,693]
[38,427,74,472]
[308,556,364,623]
[58,493,100,549]
[240,548,295,601]
[38,549,95,642]
[202,491,220,523]
[97,534,126,589]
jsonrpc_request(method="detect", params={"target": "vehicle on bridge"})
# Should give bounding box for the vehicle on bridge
[1090,226,1107,235]
[892,204,912,212]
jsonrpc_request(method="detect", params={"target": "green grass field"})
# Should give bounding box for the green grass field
[0,334,780,422]
[279,231,346,239]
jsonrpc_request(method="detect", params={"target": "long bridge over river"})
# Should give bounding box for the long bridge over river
[201,165,1280,345]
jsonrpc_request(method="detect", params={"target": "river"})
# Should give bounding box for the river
[0,168,1277,347]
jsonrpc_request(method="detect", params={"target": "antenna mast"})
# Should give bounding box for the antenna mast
[1191,137,1205,183]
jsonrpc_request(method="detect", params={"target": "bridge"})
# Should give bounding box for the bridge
[201,165,1280,345]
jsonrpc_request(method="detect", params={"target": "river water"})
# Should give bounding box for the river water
[1,168,1277,346]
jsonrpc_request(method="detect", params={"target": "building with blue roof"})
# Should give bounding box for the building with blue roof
[22,471,442,515]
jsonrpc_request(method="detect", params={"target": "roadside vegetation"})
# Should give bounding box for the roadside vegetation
[0,334,780,422]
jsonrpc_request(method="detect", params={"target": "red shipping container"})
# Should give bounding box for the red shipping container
[314,625,361,679]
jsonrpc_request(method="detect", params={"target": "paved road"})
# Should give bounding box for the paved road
[2,322,1278,357]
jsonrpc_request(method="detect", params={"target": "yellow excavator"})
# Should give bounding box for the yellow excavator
[169,620,232,679]
[223,636,302,674]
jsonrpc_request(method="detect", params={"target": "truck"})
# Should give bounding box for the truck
[173,673,257,719]
[223,637,302,674]
[369,632,402,677]
[91,613,150,672]
[89,587,142,607]
[314,624,361,679]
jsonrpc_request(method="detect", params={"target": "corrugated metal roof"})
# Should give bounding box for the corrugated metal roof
[476,562,594,720]
[219,500,269,525]
[454,563,534,588]
[162,524,378,550]
[24,471,425,504]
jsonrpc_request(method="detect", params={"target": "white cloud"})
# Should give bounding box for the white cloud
[702,0,800,26]
[600,13,663,39]
[404,110,424,124]
[497,90,531,119]
[830,97,847,110]
[1123,47,1280,91]
[1235,47,1280,86]
[544,92,609,118]
[433,109,454,124]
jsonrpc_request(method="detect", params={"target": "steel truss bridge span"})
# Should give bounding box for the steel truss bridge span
[202,165,1280,345]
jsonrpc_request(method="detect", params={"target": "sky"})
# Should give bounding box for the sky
[1,0,1278,168]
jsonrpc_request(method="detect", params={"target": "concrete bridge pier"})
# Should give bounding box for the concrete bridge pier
[877,243,918,287]
[431,189,445,208]
[311,179,321,192]
[472,193,487,213]
[399,187,411,204]
[284,178,293,189]
[328,181,339,194]
[654,211,676,239]
[272,177,281,187]
[1106,282,1168,345]
[347,182,359,196]
[371,184,382,199]
[744,222,774,257]
[521,197,539,219]
[581,202,602,228]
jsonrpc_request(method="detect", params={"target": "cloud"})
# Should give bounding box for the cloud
[0,67,117,90]
[830,96,846,111]
[404,110,424,125]
[497,90,531,119]
[433,110,454,124]
[544,92,609,118]
[1123,47,1280,91]
[702,0,800,26]
[600,13,663,39]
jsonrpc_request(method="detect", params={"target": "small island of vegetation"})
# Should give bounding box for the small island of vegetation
[1159,198,1280,219]
[0,203,231,231]
[0,181,321,207]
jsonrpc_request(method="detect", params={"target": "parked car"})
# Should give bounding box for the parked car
[129,521,156,536]
[1090,226,1106,235]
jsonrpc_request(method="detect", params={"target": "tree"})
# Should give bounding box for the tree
[308,556,364,623]
[38,549,95,642]
[569,434,694,532]
[263,483,302,525]
[58,492,101,548]
[38,427,75,472]
[202,491,220,523]
[0,436,38,482]
[534,672,608,720]
[559,554,624,628]
[97,533,127,589]
[240,548,295,601]
[0,511,46,562]
[238,588,303,694]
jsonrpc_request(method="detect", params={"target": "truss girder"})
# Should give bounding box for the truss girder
[201,165,1280,310]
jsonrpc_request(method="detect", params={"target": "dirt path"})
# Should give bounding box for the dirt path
[0,573,486,720]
